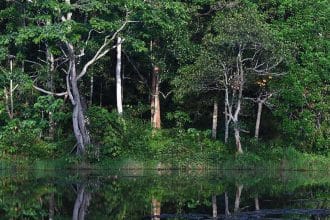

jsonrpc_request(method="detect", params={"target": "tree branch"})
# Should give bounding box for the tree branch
[33,85,67,97]
[77,11,131,81]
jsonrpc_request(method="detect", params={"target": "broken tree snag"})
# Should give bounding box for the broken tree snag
[151,65,161,129]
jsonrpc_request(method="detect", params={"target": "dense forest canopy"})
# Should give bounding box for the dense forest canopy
[0,0,328,161]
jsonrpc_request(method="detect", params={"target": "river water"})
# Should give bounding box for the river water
[0,169,329,219]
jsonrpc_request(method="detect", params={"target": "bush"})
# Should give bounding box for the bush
[87,106,151,160]
[0,119,55,158]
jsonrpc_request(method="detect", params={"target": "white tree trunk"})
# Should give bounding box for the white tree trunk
[234,126,243,154]
[212,100,218,139]
[151,66,161,129]
[46,46,55,140]
[255,102,263,139]
[89,75,93,106]
[116,37,123,115]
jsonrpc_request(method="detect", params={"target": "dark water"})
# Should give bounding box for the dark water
[0,169,329,219]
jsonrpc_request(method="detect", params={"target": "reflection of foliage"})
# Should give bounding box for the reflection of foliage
[0,170,328,219]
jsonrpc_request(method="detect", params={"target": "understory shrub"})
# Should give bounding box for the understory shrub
[0,119,56,158]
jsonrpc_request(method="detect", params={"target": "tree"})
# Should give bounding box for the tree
[5,0,137,155]
[175,6,282,153]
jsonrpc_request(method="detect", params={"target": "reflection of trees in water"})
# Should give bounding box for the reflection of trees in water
[49,191,55,220]
[234,184,243,213]
[72,184,91,220]
[0,171,329,219]
[152,198,161,220]
[212,195,217,218]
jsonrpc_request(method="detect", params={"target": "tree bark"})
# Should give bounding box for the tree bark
[151,66,161,129]
[234,127,243,154]
[89,75,93,106]
[224,104,230,143]
[116,37,123,115]
[5,58,15,119]
[255,102,263,139]
[68,59,91,155]
[212,195,217,218]
[46,46,55,140]
[212,101,218,139]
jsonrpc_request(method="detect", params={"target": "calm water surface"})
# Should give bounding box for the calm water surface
[0,169,329,219]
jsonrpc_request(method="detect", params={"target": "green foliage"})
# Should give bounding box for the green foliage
[148,128,226,168]
[87,106,150,159]
[0,119,56,158]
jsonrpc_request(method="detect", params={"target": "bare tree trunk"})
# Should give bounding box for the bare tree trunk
[89,75,93,106]
[255,102,263,139]
[151,66,161,129]
[225,192,230,216]
[234,126,243,154]
[212,195,217,218]
[68,60,91,155]
[212,101,218,139]
[152,198,161,220]
[255,195,260,211]
[224,105,230,143]
[72,184,91,220]
[116,37,123,115]
[234,184,243,213]
[4,58,15,119]
[46,46,55,140]
[10,70,13,118]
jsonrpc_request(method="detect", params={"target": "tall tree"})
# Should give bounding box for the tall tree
[5,0,137,155]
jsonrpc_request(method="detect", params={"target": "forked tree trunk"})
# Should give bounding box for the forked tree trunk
[234,184,243,213]
[212,101,218,139]
[68,60,91,155]
[116,37,123,115]
[212,195,217,218]
[151,66,161,129]
[255,102,263,139]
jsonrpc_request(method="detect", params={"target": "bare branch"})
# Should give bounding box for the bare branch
[77,11,131,81]
[33,85,67,97]
[159,91,173,99]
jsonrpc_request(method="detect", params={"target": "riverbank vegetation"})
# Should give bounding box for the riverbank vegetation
[0,0,328,169]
